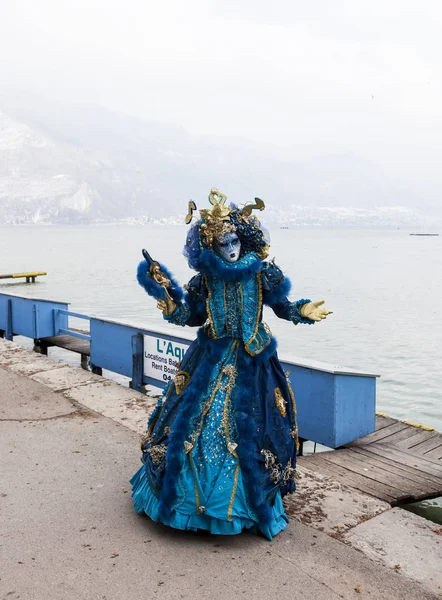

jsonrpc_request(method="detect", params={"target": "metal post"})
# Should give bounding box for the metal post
[52,308,57,336]
[298,437,306,457]
[90,363,102,376]
[81,354,88,370]
[5,299,13,340]
[33,304,39,340]
[130,333,144,392]
[33,339,48,355]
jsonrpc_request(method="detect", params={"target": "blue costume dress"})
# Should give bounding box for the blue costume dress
[130,249,314,540]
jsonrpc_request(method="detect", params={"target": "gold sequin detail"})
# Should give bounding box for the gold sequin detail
[174,370,190,395]
[260,449,281,483]
[244,274,264,356]
[261,449,298,485]
[140,432,152,450]
[204,276,217,340]
[227,442,238,454]
[184,441,194,454]
[287,380,299,451]
[274,387,287,418]
[199,211,235,248]
[227,465,240,521]
[188,453,201,510]
[185,340,238,512]
[222,345,239,458]
[146,444,167,467]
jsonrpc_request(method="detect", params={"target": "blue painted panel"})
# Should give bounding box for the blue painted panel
[0,295,8,330]
[89,318,375,448]
[90,318,191,380]
[90,319,136,376]
[284,364,337,447]
[0,294,68,338]
[2,297,377,449]
[334,375,376,447]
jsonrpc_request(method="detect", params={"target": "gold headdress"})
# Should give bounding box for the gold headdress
[185,187,266,249]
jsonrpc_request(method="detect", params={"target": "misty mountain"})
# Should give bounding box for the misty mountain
[0,90,424,225]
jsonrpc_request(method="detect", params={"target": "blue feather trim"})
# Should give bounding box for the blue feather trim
[263,276,292,306]
[196,250,262,282]
[233,349,273,525]
[290,299,315,325]
[136,260,184,303]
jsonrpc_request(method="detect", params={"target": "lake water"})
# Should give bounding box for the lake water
[1,224,442,433]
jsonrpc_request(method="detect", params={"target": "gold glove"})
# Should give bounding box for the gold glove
[157,296,178,317]
[300,300,332,322]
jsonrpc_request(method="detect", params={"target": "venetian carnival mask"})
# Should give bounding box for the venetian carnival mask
[215,231,241,262]
[184,188,268,266]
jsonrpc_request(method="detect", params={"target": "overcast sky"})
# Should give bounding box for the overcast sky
[2,0,442,200]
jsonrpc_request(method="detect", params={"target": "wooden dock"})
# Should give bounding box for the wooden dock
[0,271,47,283]
[38,334,90,356]
[34,331,98,372]
[299,415,442,506]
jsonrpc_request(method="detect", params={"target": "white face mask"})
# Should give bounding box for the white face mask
[215,232,241,263]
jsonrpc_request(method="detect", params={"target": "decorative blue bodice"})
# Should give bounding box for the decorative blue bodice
[201,253,271,355]
[160,251,315,353]
[205,272,271,355]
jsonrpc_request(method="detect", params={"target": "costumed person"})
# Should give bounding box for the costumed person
[130,188,332,540]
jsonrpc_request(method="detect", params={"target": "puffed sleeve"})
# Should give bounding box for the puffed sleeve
[137,259,184,304]
[163,274,208,327]
[261,262,315,325]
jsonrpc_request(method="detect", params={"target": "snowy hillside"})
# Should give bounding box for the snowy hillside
[0,93,428,226]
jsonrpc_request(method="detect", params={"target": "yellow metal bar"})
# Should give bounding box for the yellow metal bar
[376,412,435,431]
[11,272,47,278]
[402,420,435,431]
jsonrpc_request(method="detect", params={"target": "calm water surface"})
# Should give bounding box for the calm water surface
[1,224,442,431]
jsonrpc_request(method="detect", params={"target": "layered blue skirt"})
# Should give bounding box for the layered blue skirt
[130,332,296,540]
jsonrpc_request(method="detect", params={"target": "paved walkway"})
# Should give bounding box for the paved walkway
[0,366,439,600]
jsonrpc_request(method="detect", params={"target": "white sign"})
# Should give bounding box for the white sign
[143,335,189,384]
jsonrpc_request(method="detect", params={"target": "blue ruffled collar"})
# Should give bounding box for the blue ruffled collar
[196,250,262,282]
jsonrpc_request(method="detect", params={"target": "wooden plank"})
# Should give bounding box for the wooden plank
[347,421,411,447]
[299,455,396,503]
[373,443,442,476]
[375,415,399,430]
[56,339,89,353]
[409,435,442,456]
[422,444,442,460]
[43,335,90,356]
[318,451,420,500]
[377,425,429,446]
[394,429,440,450]
[345,448,441,496]
[350,446,442,486]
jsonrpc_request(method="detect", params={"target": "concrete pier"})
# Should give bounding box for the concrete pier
[1,338,441,600]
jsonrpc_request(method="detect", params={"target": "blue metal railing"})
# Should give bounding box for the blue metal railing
[0,291,379,448]
[56,309,91,341]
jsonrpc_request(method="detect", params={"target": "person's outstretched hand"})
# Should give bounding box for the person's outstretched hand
[299,300,332,322]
